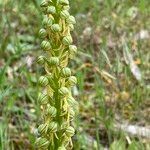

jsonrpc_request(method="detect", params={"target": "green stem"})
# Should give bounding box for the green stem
[54,74,62,149]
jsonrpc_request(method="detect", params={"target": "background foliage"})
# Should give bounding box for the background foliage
[0,0,149,149]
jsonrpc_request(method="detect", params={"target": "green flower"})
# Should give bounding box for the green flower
[39,28,47,38]
[51,24,61,32]
[66,16,76,24]
[66,76,77,86]
[65,126,75,137]
[47,57,59,66]
[37,56,45,65]
[38,93,49,105]
[39,76,49,86]
[35,137,50,149]
[59,87,69,96]
[40,0,49,7]
[62,35,73,45]
[47,105,57,117]
[47,6,56,14]
[48,122,58,132]
[59,0,69,5]
[60,10,70,19]
[41,40,51,51]
[36,0,78,149]
[61,67,71,77]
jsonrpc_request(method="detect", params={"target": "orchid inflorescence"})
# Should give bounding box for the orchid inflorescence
[35,0,78,149]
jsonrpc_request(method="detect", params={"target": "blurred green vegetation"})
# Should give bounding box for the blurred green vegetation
[0,0,150,149]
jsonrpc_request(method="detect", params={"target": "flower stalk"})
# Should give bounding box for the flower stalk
[35,0,78,149]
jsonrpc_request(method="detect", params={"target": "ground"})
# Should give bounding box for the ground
[0,0,150,149]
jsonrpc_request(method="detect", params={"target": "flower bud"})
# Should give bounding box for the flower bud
[65,126,75,137]
[41,7,47,14]
[39,28,47,38]
[40,0,48,7]
[61,67,71,77]
[48,122,57,132]
[70,108,75,118]
[69,24,74,31]
[60,122,68,130]
[34,128,40,137]
[47,6,56,14]
[38,93,49,105]
[66,76,77,86]
[39,76,49,86]
[58,146,66,150]
[38,124,48,135]
[59,0,69,5]
[63,5,70,10]
[51,24,61,32]
[69,45,77,58]
[69,45,77,52]
[47,105,57,117]
[62,35,73,45]
[37,56,45,65]
[41,40,51,51]
[67,96,78,107]
[47,57,59,66]
[59,87,69,96]
[60,10,70,19]
[42,17,53,28]
[66,16,76,25]
[47,75,54,85]
[35,137,49,149]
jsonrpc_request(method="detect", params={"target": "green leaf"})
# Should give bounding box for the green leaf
[110,139,126,150]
